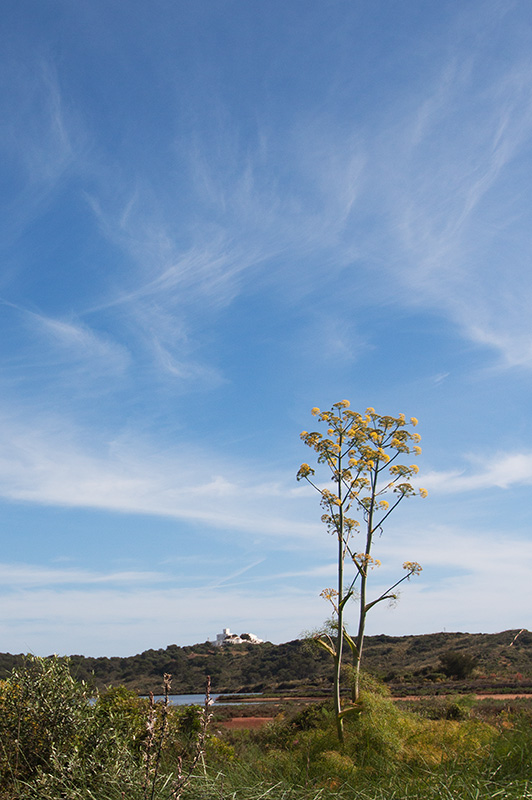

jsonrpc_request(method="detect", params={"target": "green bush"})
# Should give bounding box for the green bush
[94,684,150,753]
[0,656,144,798]
[439,650,478,679]
[0,655,91,785]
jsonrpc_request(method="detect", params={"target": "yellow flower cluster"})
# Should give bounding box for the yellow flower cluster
[353,553,381,569]
[298,402,427,512]
[296,463,315,481]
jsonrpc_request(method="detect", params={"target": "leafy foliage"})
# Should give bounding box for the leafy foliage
[2,656,532,799]
[0,656,213,799]
[439,649,479,679]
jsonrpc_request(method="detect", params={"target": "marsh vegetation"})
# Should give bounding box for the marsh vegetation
[2,655,532,799]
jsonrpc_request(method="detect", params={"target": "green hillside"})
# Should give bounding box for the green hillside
[1,629,531,695]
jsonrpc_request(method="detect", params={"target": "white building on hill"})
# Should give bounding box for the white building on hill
[215,627,263,646]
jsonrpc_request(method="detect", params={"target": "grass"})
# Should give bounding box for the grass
[2,657,532,799]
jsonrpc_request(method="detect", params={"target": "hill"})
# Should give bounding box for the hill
[1,629,531,695]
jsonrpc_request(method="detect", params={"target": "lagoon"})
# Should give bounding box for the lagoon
[148,693,260,706]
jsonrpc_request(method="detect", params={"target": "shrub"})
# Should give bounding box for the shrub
[0,655,91,785]
[0,656,144,797]
[439,650,478,679]
[94,684,149,753]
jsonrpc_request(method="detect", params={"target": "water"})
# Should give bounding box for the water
[149,693,219,706]
[148,693,261,706]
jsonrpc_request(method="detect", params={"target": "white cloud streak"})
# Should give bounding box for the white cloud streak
[30,310,130,372]
[0,414,317,539]
[421,452,532,493]
[0,563,170,587]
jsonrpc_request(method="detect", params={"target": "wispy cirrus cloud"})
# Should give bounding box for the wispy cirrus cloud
[0,300,130,390]
[0,58,87,245]
[80,28,532,382]
[375,38,532,367]
[420,452,532,494]
[78,120,368,384]
[30,311,130,371]
[0,563,171,587]
[0,413,317,540]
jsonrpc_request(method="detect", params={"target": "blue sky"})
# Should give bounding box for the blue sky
[2,0,532,657]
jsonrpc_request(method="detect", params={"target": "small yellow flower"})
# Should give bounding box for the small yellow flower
[354,553,381,570]
[379,500,389,509]
[403,561,422,575]
[410,464,419,474]
[300,431,308,438]
[366,407,376,414]
[311,407,320,416]
[398,413,405,422]
[297,463,315,480]
[419,488,428,498]
[413,446,422,455]
[339,399,350,408]
[410,417,418,427]
[320,587,339,600]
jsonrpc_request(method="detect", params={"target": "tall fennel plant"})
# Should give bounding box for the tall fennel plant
[297,401,426,741]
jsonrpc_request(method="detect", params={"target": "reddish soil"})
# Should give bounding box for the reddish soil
[475,693,532,700]
[219,716,274,730]
[397,693,532,701]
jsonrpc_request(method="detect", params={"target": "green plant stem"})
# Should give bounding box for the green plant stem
[353,459,378,703]
[334,433,345,743]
